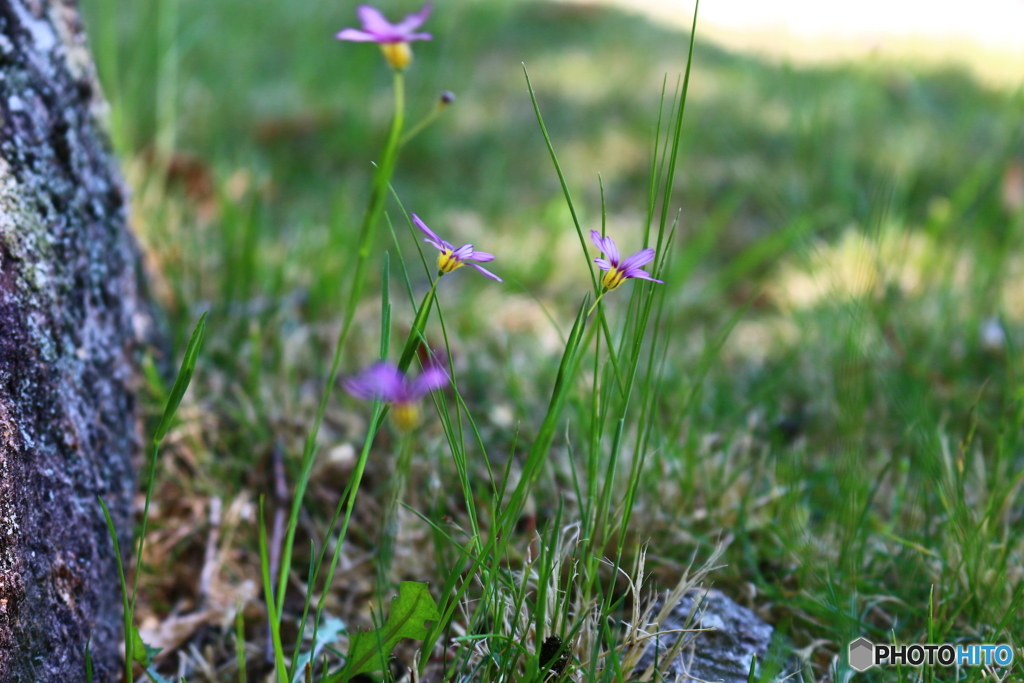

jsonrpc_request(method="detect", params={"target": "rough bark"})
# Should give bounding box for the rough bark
[0,0,148,680]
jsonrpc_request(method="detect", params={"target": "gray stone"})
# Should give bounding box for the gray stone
[635,588,791,683]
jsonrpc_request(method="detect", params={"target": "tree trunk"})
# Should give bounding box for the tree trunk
[0,0,149,680]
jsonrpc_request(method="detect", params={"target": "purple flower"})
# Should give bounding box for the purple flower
[335,4,432,43]
[343,360,448,429]
[413,213,502,282]
[343,361,448,403]
[335,4,433,70]
[590,230,664,291]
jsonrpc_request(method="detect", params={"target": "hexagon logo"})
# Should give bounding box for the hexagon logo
[849,638,875,672]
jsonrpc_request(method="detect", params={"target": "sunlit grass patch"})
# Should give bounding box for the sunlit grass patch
[770,225,973,309]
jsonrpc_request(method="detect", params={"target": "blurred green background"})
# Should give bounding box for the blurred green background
[84,0,1022,321]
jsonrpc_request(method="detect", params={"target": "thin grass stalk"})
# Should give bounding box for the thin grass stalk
[631,266,673,479]
[654,1,699,260]
[99,497,133,683]
[523,65,596,291]
[429,296,484,546]
[259,496,289,682]
[500,296,591,534]
[584,310,604,545]
[642,76,669,246]
[376,432,415,591]
[236,608,247,683]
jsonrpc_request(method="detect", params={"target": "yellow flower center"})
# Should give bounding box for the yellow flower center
[380,42,413,70]
[391,402,420,431]
[601,267,627,290]
[437,249,464,274]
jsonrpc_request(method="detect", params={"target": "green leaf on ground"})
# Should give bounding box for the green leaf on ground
[338,582,440,681]
[131,625,161,667]
[130,626,172,683]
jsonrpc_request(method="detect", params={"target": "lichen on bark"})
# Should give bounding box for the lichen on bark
[0,0,151,680]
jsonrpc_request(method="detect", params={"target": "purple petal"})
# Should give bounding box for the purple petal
[619,248,655,272]
[451,244,474,261]
[343,362,405,402]
[623,268,664,284]
[470,263,503,282]
[412,213,445,251]
[594,257,612,271]
[335,28,378,42]
[469,250,495,263]
[589,230,619,265]
[356,5,395,37]
[394,3,432,34]
[410,363,449,397]
[404,31,433,41]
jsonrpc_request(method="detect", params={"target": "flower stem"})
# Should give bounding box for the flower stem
[303,281,440,668]
[400,100,445,146]
[328,282,438,559]
[275,70,406,620]
[398,278,439,371]
[346,70,407,330]
[376,431,415,590]
[586,288,608,317]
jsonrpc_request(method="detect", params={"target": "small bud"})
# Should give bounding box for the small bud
[439,90,456,106]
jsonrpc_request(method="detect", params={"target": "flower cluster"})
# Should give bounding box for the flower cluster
[339,5,664,429]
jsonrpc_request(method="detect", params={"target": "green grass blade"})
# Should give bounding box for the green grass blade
[132,312,208,614]
[654,0,699,259]
[236,608,247,683]
[99,496,133,683]
[500,294,591,534]
[152,311,207,443]
[381,251,392,359]
[258,495,289,683]
[523,64,597,292]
